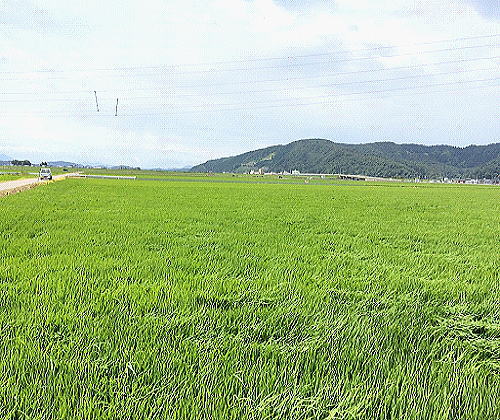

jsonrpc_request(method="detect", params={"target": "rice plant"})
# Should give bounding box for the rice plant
[0,178,498,419]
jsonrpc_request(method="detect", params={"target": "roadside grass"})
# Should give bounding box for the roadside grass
[0,175,27,181]
[0,165,68,180]
[0,167,36,181]
[0,178,498,419]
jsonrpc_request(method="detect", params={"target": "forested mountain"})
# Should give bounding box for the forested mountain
[191,139,500,179]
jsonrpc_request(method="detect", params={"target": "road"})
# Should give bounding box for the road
[0,173,78,196]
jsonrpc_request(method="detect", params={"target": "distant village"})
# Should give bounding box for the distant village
[247,168,499,185]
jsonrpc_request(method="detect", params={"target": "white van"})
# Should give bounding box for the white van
[39,167,52,180]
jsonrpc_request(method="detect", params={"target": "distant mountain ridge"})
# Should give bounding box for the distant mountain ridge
[190,139,500,179]
[48,161,81,167]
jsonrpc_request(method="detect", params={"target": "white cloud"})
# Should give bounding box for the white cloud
[0,0,498,167]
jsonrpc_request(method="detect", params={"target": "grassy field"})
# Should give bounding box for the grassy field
[0,178,498,419]
[0,170,32,182]
[0,175,26,182]
[0,165,70,181]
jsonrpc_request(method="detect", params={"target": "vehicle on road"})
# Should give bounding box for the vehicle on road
[39,167,52,180]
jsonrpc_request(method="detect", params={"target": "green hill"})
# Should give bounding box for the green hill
[191,139,500,179]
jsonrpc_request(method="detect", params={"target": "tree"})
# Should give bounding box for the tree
[11,160,31,166]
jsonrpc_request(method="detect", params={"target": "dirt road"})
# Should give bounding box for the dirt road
[0,173,78,197]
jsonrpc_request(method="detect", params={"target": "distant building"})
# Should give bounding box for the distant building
[292,170,300,175]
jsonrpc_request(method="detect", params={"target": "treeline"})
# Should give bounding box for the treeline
[10,160,32,166]
[191,139,500,179]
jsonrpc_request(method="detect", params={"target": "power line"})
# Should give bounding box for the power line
[1,54,498,86]
[117,82,500,116]
[0,56,498,97]
[107,67,499,100]
[114,77,500,112]
[0,42,498,77]
[174,34,500,65]
[123,44,500,76]
[52,33,500,71]
[0,67,495,103]
[1,34,499,73]
[4,83,498,117]
[3,77,497,116]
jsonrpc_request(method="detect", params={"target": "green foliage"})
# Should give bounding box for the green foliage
[0,178,499,419]
[10,159,32,166]
[191,139,500,179]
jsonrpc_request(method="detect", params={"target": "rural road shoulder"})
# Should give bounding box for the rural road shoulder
[0,173,79,196]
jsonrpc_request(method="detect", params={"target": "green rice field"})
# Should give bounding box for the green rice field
[0,177,498,419]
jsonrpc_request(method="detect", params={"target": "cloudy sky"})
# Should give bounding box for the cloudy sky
[0,0,498,167]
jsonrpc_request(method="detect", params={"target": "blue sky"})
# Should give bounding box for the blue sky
[0,0,498,167]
